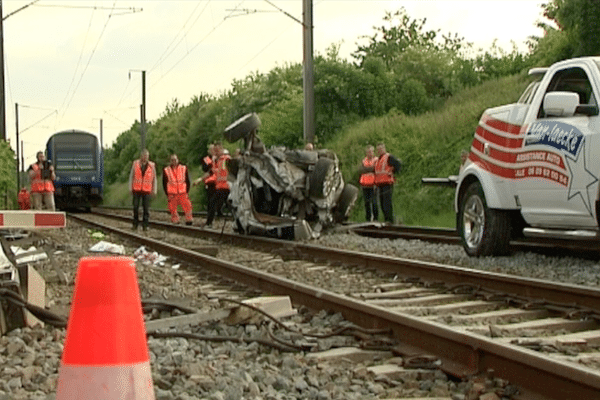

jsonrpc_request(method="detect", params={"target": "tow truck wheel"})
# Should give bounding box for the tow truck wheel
[458,182,511,256]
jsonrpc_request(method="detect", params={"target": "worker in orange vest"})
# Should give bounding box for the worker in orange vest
[162,153,193,225]
[128,149,157,231]
[202,142,230,228]
[28,151,56,211]
[374,143,401,224]
[359,145,378,222]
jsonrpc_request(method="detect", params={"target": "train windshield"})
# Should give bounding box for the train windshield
[51,134,97,171]
[55,152,95,170]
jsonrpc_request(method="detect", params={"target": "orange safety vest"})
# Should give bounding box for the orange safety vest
[374,153,395,185]
[214,155,230,190]
[164,164,188,195]
[203,156,216,185]
[30,163,54,193]
[132,160,155,193]
[359,157,377,187]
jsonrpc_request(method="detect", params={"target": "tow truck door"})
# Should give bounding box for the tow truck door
[516,64,600,228]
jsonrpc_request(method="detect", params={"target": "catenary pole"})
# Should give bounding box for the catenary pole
[14,103,18,187]
[302,0,314,145]
[141,71,146,151]
[263,0,314,145]
[0,0,6,141]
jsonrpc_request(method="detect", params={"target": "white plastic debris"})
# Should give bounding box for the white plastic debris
[0,245,15,269]
[11,246,48,263]
[88,241,125,255]
[133,245,167,266]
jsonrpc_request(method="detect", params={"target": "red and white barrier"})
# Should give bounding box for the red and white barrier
[56,257,155,399]
[0,211,65,229]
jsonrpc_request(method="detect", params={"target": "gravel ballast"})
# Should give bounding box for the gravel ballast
[0,220,595,399]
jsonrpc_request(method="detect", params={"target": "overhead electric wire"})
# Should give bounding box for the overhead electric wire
[7,0,317,149]
[148,1,247,91]
[33,3,140,12]
[214,0,315,90]
[215,22,294,91]
[114,0,311,130]
[14,104,58,134]
[59,2,117,125]
[263,0,303,25]
[3,1,39,21]
[20,109,58,134]
[116,74,133,108]
[115,0,302,116]
[103,107,138,127]
[149,0,210,73]
[117,0,223,108]
[215,0,325,92]
[58,7,97,117]
[157,0,307,93]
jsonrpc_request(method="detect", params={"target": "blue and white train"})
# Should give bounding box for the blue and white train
[46,130,103,211]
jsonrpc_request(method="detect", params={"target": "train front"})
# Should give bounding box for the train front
[46,130,103,211]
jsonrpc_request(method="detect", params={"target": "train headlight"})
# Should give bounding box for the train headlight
[91,176,96,182]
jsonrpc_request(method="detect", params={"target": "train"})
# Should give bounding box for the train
[45,130,103,211]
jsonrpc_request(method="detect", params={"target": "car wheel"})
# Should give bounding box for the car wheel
[308,158,335,199]
[458,182,511,256]
[334,183,359,222]
[223,113,261,143]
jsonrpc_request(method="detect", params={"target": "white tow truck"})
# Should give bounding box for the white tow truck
[455,57,600,256]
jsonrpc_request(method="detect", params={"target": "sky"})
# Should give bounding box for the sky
[2,0,547,165]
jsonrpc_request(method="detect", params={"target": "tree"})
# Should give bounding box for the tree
[352,8,465,68]
[352,8,477,106]
[474,41,529,80]
[0,141,16,208]
[529,0,600,65]
[259,92,304,149]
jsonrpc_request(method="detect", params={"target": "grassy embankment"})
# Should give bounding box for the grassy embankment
[330,73,532,227]
[105,72,533,228]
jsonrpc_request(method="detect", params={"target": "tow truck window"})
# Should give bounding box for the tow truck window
[538,67,596,118]
[518,80,541,104]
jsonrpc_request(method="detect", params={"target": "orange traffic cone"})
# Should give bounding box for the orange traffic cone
[56,256,155,399]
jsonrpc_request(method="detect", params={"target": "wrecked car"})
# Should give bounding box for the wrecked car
[223,113,358,239]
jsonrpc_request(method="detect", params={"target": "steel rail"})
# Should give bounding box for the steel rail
[94,205,231,220]
[71,213,600,400]
[90,210,600,313]
[352,225,460,244]
[95,206,600,253]
[353,225,600,254]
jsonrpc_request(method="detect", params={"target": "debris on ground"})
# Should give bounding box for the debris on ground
[88,240,125,254]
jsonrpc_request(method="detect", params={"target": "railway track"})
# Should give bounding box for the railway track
[67,210,600,399]
[97,206,600,256]
[352,224,600,256]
